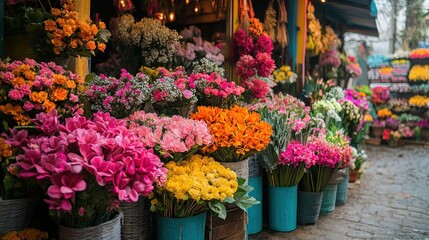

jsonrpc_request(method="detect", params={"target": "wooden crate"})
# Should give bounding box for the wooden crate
[205,207,247,240]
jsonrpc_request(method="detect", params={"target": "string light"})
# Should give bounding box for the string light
[186,0,190,4]
[120,0,125,7]
[168,12,175,22]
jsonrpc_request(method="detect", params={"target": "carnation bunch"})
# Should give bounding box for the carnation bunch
[189,72,244,107]
[9,111,167,227]
[42,0,110,58]
[241,76,275,100]
[149,155,238,218]
[236,53,275,79]
[0,58,83,128]
[190,105,272,162]
[128,111,213,162]
[326,129,352,169]
[84,69,150,118]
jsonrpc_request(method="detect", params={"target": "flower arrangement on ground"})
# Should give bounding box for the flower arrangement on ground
[9,111,167,227]
[300,136,342,192]
[128,111,212,162]
[84,69,150,118]
[42,0,110,58]
[190,105,272,162]
[1,228,48,240]
[398,124,414,138]
[117,14,180,67]
[0,58,83,129]
[189,72,244,107]
[350,148,367,175]
[149,67,197,116]
[339,99,363,137]
[149,154,258,219]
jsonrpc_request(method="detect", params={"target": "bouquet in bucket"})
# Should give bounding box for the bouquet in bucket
[0,58,83,130]
[128,111,213,162]
[8,111,167,227]
[84,70,150,119]
[190,105,272,162]
[299,136,342,192]
[149,155,258,219]
[189,72,244,108]
[149,67,197,117]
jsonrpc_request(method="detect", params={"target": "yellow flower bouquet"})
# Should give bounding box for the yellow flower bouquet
[377,108,392,119]
[273,65,297,84]
[408,65,429,82]
[409,95,429,108]
[190,105,272,162]
[149,155,258,219]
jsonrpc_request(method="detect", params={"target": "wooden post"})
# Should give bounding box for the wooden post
[73,0,90,78]
[224,0,239,82]
[0,0,4,58]
[295,0,308,95]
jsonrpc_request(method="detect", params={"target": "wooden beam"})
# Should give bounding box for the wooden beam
[225,0,239,83]
[0,0,4,58]
[295,0,308,94]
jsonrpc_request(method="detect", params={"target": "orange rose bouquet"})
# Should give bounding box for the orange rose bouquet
[190,105,272,162]
[41,0,110,58]
[0,58,83,129]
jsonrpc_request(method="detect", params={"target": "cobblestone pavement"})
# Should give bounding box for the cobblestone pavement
[249,145,429,240]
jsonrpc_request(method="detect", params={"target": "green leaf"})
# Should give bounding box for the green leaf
[237,177,246,186]
[235,196,260,211]
[222,197,235,204]
[208,201,226,220]
[85,73,95,84]
[150,204,157,212]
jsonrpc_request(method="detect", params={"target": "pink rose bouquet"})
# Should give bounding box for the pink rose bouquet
[300,137,342,192]
[9,110,167,227]
[128,111,213,162]
[189,72,244,107]
[268,141,317,187]
[0,58,83,129]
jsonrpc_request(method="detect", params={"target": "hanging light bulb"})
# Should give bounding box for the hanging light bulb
[168,11,175,22]
[156,12,166,21]
[186,0,190,4]
[321,0,326,2]
[120,0,125,8]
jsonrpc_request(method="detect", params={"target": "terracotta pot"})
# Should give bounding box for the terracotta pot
[349,171,358,183]
[371,127,384,138]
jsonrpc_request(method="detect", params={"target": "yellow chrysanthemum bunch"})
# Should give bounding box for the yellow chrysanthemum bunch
[273,65,297,84]
[409,95,429,107]
[377,108,392,119]
[149,154,238,218]
[408,65,429,81]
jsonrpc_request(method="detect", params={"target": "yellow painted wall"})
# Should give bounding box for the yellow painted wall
[73,0,90,78]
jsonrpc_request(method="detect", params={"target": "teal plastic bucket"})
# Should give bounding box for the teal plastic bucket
[268,185,297,232]
[336,174,349,206]
[156,212,206,240]
[297,190,323,225]
[247,176,263,234]
[320,184,338,214]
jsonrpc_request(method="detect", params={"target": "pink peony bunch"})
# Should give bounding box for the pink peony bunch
[307,138,342,169]
[241,78,273,99]
[319,49,341,68]
[278,141,317,168]
[128,111,213,162]
[232,29,254,56]
[10,110,167,213]
[236,53,275,79]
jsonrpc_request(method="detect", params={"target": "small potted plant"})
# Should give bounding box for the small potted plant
[371,119,386,138]
[385,117,400,130]
[349,149,367,183]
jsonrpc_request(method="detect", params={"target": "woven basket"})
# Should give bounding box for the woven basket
[219,158,249,183]
[121,199,152,240]
[0,197,35,234]
[59,212,122,240]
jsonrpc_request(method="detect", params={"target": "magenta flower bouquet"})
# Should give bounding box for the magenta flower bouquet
[84,69,151,118]
[269,141,317,187]
[300,137,342,192]
[189,72,244,107]
[128,111,213,162]
[9,111,167,227]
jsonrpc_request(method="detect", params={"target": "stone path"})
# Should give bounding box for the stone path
[249,145,429,240]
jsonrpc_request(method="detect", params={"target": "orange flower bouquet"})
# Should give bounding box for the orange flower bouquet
[41,0,110,58]
[190,105,272,162]
[0,58,83,129]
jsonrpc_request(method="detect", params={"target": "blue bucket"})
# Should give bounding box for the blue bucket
[156,212,206,240]
[297,190,323,225]
[268,185,297,232]
[247,176,263,234]
[336,174,349,206]
[320,184,338,214]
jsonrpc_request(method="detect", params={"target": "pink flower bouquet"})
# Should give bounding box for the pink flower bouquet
[268,141,317,187]
[9,110,167,227]
[189,72,244,107]
[128,111,213,162]
[300,137,342,192]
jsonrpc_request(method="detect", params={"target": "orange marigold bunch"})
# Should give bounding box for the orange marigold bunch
[190,105,272,162]
[1,228,48,240]
[0,59,83,127]
[43,0,110,57]
[248,18,265,39]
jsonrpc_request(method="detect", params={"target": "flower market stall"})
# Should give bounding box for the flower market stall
[0,0,384,240]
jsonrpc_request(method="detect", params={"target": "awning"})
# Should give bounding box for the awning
[314,0,379,37]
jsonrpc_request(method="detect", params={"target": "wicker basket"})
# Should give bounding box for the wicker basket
[121,199,152,240]
[219,158,249,184]
[0,197,35,234]
[59,212,122,240]
[248,154,262,178]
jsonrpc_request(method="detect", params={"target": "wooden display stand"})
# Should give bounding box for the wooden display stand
[205,207,247,240]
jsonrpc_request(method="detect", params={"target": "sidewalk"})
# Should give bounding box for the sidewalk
[249,145,429,240]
